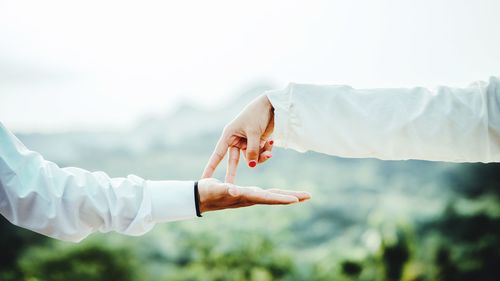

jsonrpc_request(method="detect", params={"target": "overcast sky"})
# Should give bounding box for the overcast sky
[1,0,499,133]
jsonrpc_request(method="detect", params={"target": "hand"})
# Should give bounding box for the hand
[198,178,310,214]
[202,94,274,183]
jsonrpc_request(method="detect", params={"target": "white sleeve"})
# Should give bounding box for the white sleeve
[267,76,500,163]
[0,123,197,242]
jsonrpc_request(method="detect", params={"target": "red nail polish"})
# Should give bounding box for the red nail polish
[269,140,274,145]
[249,160,257,168]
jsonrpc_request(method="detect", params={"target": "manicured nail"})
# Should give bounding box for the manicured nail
[248,160,257,168]
[267,154,273,159]
[269,140,274,145]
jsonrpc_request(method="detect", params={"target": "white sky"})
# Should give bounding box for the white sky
[1,0,499,133]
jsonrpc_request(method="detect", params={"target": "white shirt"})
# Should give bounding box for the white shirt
[0,123,197,242]
[2,76,498,243]
[267,76,500,162]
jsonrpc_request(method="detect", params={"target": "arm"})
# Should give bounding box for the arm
[203,76,500,182]
[268,76,500,162]
[0,123,197,242]
[0,124,310,242]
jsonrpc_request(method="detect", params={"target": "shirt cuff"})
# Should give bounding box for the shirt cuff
[265,84,293,149]
[146,180,197,223]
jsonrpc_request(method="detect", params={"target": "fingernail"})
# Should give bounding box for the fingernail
[248,160,257,168]
[267,154,273,159]
[269,140,274,145]
[301,192,311,199]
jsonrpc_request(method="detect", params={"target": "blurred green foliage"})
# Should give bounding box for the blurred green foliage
[2,130,499,281]
[19,244,142,281]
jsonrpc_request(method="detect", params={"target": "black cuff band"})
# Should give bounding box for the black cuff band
[194,181,202,217]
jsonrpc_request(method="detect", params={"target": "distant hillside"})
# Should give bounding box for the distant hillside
[18,82,274,163]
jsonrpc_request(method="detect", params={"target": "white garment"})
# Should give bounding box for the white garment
[267,76,500,163]
[0,123,196,242]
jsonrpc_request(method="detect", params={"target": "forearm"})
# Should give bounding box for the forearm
[0,124,196,242]
[267,77,500,162]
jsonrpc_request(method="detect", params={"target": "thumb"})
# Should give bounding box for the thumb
[245,134,260,168]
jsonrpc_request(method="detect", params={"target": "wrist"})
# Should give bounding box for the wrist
[197,180,209,214]
[194,181,203,217]
[259,94,274,115]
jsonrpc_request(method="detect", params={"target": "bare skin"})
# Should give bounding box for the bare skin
[198,178,310,214]
[200,95,311,213]
[202,95,274,183]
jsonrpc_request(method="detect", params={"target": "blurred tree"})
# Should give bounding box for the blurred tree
[425,163,500,281]
[381,232,410,281]
[0,216,48,281]
[341,260,362,277]
[448,163,500,199]
[161,232,298,281]
[19,243,143,281]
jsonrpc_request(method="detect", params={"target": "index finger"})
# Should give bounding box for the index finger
[225,146,240,183]
[202,137,229,178]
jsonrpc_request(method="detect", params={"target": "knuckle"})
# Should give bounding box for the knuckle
[222,124,235,135]
[247,150,258,156]
[246,128,261,137]
[214,150,225,159]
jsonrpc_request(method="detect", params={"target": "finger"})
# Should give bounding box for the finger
[263,140,273,153]
[202,137,229,178]
[267,189,312,202]
[258,137,272,150]
[236,186,299,204]
[259,139,267,148]
[261,114,275,140]
[245,134,260,168]
[225,147,240,183]
[258,140,274,164]
[242,148,272,164]
[258,151,273,164]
